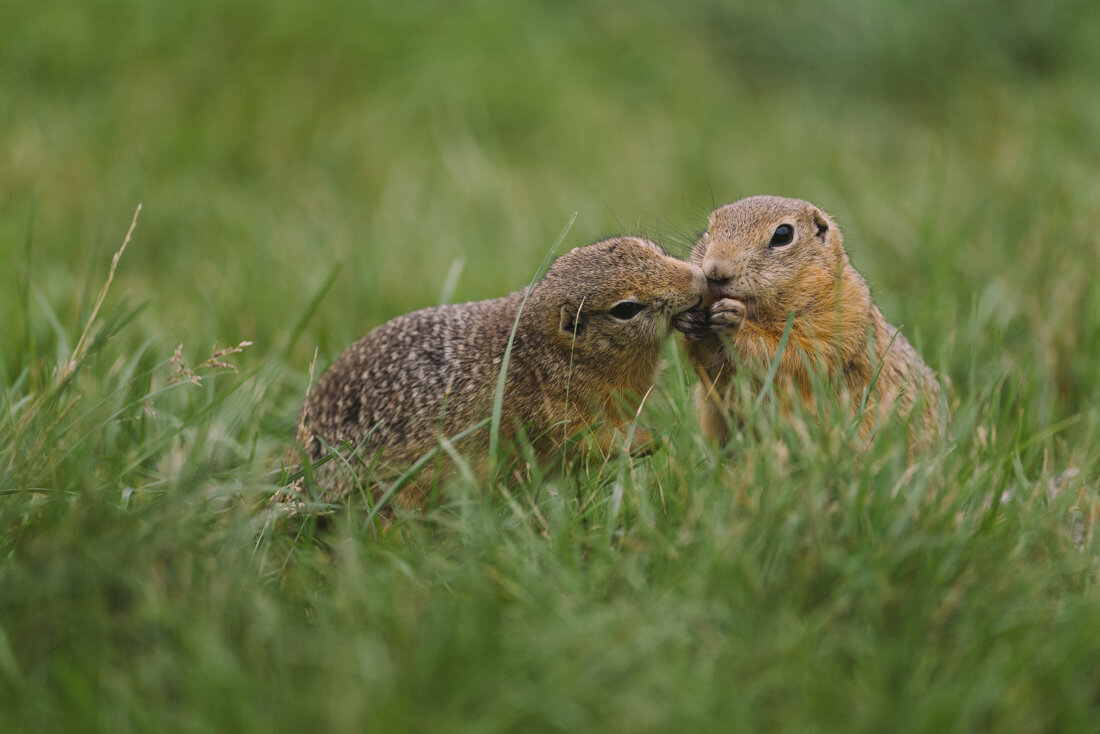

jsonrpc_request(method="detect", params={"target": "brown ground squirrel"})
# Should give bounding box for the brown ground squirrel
[294,236,705,505]
[677,195,943,445]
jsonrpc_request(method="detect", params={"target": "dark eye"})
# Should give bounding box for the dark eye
[769,224,794,247]
[609,301,645,320]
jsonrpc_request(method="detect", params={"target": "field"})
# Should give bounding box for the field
[3,1,1100,731]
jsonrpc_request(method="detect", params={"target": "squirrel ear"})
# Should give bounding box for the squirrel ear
[812,209,830,244]
[560,302,584,337]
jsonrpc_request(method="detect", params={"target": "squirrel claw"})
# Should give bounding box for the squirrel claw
[672,309,710,340]
[708,298,746,332]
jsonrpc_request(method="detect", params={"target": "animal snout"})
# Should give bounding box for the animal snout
[688,265,708,293]
[702,258,734,284]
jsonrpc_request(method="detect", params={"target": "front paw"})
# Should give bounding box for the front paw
[672,308,711,341]
[628,427,657,457]
[708,298,746,332]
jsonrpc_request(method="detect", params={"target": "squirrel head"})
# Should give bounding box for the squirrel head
[692,196,848,323]
[530,236,705,360]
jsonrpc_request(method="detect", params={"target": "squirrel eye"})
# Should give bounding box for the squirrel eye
[609,301,645,320]
[769,224,795,247]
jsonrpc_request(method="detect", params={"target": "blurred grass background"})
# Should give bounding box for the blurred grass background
[2,0,1100,731]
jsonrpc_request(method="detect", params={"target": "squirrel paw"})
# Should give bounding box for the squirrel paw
[628,427,657,457]
[672,308,711,341]
[707,298,746,332]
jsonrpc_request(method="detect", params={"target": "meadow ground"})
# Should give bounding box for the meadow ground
[2,1,1100,731]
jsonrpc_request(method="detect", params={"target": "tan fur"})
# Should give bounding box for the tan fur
[291,237,705,506]
[680,195,943,446]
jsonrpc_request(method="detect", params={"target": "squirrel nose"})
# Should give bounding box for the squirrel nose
[702,259,733,284]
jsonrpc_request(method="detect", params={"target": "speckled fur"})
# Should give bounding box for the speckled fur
[294,237,705,504]
[682,195,943,446]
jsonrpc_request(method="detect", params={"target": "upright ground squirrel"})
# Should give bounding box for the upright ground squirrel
[677,195,943,445]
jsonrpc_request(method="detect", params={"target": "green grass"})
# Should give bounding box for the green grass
[3,1,1100,731]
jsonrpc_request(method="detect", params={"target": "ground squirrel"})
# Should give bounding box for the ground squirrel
[294,236,705,506]
[677,195,943,445]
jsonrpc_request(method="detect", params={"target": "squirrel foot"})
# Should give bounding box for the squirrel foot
[707,298,746,333]
[628,427,657,457]
[672,306,711,341]
[674,298,745,340]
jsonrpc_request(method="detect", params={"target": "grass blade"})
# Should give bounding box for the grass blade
[487,212,577,478]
